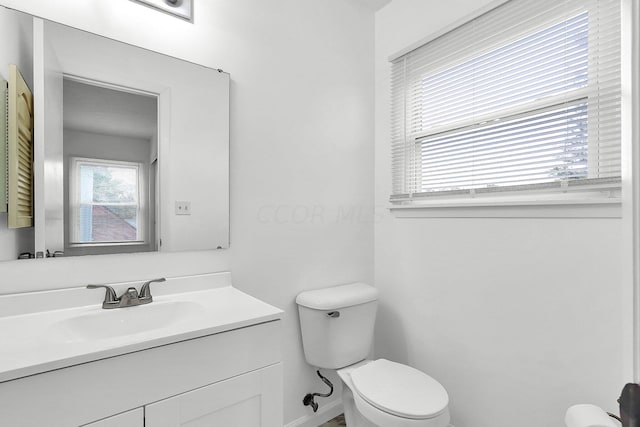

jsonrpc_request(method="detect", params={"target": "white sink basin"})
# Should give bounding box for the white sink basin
[49,300,206,342]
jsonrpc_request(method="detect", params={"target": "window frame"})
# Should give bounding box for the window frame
[68,156,148,247]
[388,0,622,214]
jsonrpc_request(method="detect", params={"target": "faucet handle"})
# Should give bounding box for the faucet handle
[139,277,166,301]
[87,284,118,304]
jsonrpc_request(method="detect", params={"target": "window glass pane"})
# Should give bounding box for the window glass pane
[75,162,140,243]
[417,12,588,132]
[79,164,138,204]
[77,205,138,243]
[419,102,588,192]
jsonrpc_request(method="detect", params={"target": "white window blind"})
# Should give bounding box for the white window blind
[390,0,621,202]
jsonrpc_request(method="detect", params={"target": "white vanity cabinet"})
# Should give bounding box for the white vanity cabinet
[0,274,283,427]
[0,320,283,427]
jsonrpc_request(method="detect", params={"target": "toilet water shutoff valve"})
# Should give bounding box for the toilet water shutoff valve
[302,370,334,413]
[303,393,319,412]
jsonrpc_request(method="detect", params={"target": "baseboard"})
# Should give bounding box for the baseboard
[284,399,344,427]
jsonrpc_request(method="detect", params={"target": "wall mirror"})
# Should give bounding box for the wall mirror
[0,5,230,261]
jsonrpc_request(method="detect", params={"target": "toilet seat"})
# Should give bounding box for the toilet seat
[350,359,449,420]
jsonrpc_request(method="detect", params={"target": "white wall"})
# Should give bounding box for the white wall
[0,6,34,260]
[0,0,374,424]
[374,1,626,427]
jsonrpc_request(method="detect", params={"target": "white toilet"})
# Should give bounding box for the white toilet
[296,283,451,427]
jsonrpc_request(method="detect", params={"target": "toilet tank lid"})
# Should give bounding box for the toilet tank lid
[296,283,379,310]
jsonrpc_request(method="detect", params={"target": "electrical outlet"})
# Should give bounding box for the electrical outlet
[175,201,191,215]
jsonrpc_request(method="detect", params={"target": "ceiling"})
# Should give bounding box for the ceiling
[63,79,157,140]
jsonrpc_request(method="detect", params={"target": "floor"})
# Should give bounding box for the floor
[319,414,346,427]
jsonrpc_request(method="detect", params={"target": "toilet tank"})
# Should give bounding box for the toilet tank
[296,283,379,369]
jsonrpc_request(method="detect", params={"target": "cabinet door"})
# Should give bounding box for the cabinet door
[145,363,282,427]
[82,408,143,427]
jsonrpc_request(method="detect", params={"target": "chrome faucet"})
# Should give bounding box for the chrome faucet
[87,277,166,309]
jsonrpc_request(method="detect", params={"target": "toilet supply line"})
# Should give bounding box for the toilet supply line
[302,370,334,412]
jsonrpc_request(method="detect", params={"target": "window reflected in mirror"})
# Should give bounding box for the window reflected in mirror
[70,158,144,245]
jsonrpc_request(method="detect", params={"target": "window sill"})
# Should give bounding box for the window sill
[389,197,622,218]
[68,241,147,248]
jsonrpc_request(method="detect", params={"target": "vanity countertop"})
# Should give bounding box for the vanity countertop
[0,272,282,382]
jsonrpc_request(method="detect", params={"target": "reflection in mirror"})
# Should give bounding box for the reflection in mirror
[63,79,158,256]
[0,5,230,262]
[37,17,230,259]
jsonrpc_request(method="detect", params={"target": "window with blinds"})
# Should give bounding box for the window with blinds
[390,0,621,203]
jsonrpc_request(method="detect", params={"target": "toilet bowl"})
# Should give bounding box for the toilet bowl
[338,359,450,427]
[296,283,451,427]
